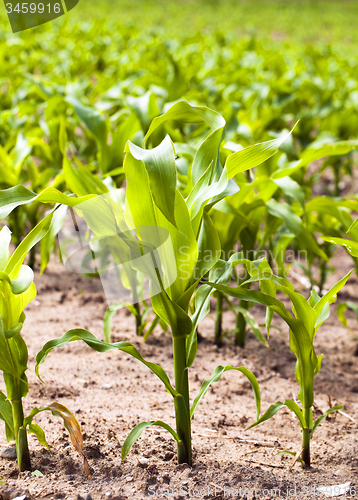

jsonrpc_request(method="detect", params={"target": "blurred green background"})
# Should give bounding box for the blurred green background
[1,0,358,45]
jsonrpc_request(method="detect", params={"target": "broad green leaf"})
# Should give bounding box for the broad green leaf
[313,270,352,321]
[126,136,177,227]
[272,176,305,207]
[10,266,34,295]
[66,96,108,151]
[267,199,328,261]
[321,236,358,258]
[63,156,109,197]
[35,329,177,397]
[144,100,225,145]
[226,128,294,179]
[5,212,54,279]
[124,150,197,302]
[298,140,358,167]
[0,186,95,220]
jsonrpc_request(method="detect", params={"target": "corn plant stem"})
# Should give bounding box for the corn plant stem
[301,408,311,468]
[235,299,249,347]
[235,237,254,347]
[134,302,142,336]
[214,293,223,347]
[173,335,191,465]
[28,245,36,270]
[12,396,31,472]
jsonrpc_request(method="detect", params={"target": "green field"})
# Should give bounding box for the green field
[2,0,358,45]
[2,0,358,482]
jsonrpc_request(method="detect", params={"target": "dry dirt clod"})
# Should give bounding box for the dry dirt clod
[0,447,17,460]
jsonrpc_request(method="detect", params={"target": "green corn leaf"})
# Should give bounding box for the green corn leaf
[321,236,358,258]
[233,306,267,346]
[0,185,95,220]
[0,390,14,441]
[63,156,109,197]
[206,281,315,409]
[313,270,352,323]
[126,136,177,228]
[186,255,242,368]
[205,282,290,320]
[66,96,108,152]
[192,211,221,281]
[190,365,261,420]
[0,315,22,377]
[28,423,50,450]
[121,421,180,460]
[5,212,54,279]
[124,146,197,302]
[144,100,225,146]
[103,303,124,344]
[298,140,358,167]
[40,204,68,274]
[272,176,305,208]
[128,91,160,132]
[10,266,34,295]
[284,399,307,429]
[151,290,193,339]
[4,323,23,340]
[337,301,358,327]
[143,315,161,342]
[311,405,343,436]
[226,128,295,179]
[246,401,285,429]
[0,227,11,270]
[35,329,177,397]
[267,199,328,261]
[247,399,307,430]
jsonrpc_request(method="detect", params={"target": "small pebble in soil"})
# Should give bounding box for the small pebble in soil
[101,383,113,390]
[81,494,93,500]
[139,458,149,465]
[0,446,17,460]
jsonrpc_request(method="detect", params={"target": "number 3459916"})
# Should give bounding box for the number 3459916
[5,3,62,13]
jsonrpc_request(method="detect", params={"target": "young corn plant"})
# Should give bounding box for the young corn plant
[29,101,293,465]
[0,220,88,474]
[207,258,351,468]
[211,140,329,347]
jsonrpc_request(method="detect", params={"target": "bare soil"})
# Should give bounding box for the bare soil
[0,248,358,500]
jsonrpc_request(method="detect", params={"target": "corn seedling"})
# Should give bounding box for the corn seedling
[29,101,293,465]
[0,221,88,474]
[207,258,351,468]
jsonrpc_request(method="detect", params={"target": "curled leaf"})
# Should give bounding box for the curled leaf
[48,402,89,479]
